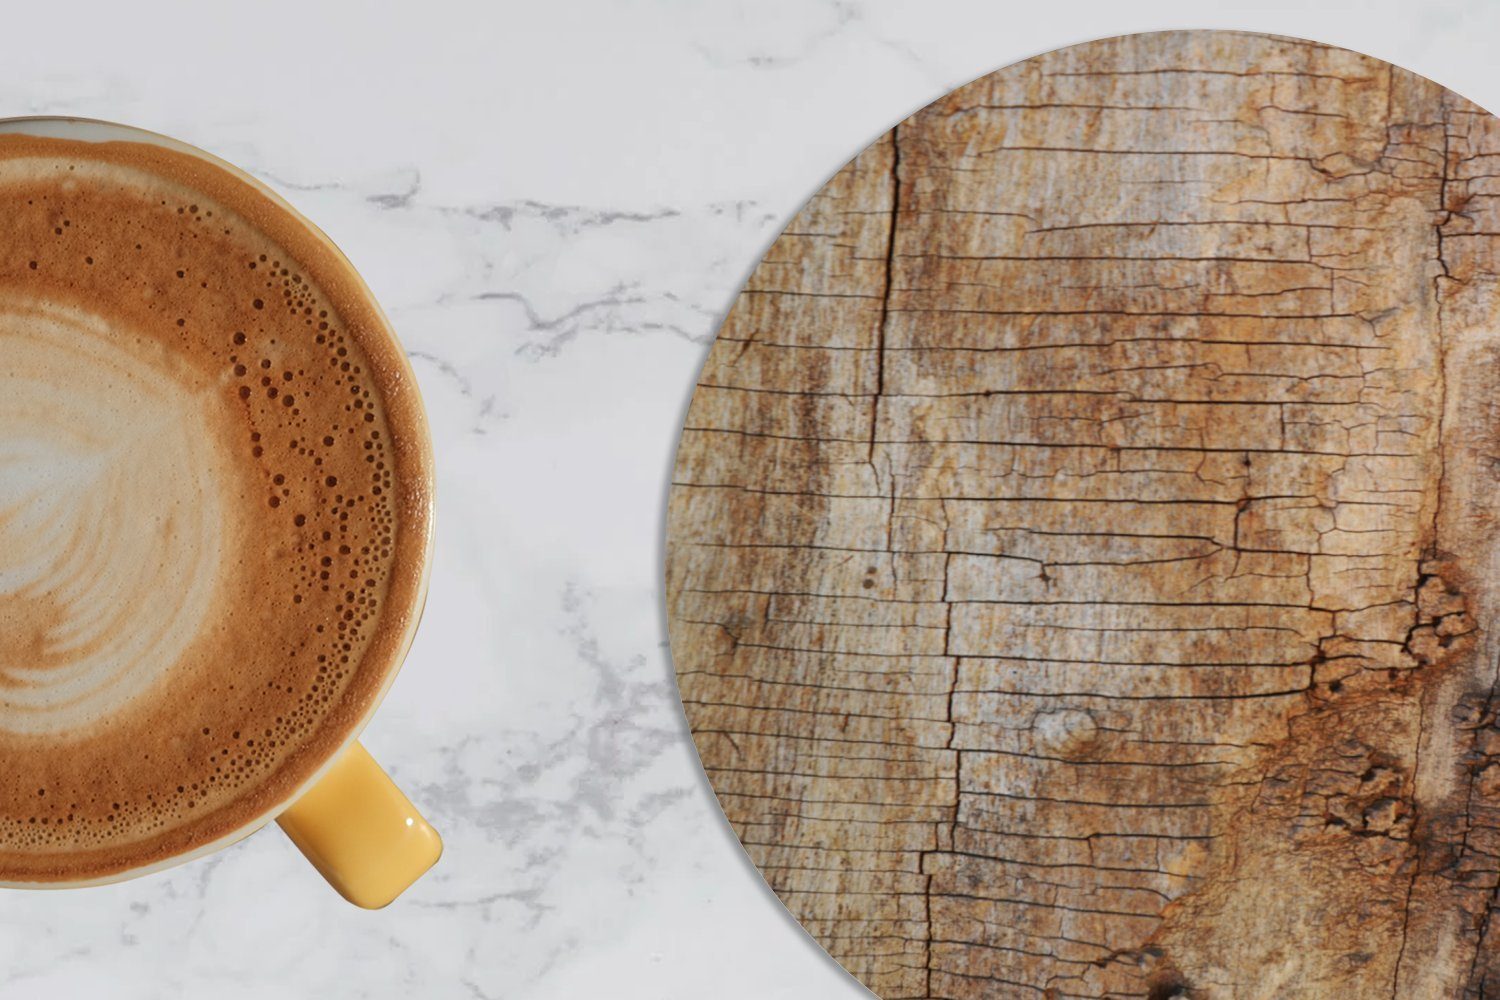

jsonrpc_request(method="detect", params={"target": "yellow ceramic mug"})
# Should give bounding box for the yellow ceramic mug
[0,117,440,909]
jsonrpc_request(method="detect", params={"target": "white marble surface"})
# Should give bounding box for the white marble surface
[4,1,1500,996]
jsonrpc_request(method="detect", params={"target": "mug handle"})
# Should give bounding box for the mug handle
[276,741,442,908]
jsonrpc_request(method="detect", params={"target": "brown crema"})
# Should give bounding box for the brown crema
[0,134,431,883]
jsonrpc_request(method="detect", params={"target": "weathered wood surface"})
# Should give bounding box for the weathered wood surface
[665,30,1500,998]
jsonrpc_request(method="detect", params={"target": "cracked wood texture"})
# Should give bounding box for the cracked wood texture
[665,30,1500,998]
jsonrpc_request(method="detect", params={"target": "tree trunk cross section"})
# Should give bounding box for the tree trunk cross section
[666,30,1500,998]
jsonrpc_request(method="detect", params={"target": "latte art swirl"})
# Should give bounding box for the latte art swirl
[0,300,229,734]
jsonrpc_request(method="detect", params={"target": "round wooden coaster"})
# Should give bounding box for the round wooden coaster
[666,29,1500,997]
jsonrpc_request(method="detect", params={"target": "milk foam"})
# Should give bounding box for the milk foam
[0,299,227,734]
